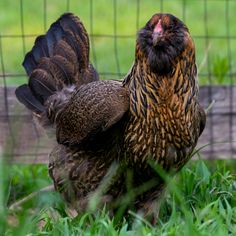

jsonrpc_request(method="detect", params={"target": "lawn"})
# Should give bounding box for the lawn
[0,0,236,235]
[0,159,236,235]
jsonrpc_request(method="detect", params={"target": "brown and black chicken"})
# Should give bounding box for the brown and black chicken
[15,12,206,222]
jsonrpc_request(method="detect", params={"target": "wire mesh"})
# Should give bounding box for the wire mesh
[0,0,235,162]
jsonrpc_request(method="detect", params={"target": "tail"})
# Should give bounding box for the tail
[16,12,99,115]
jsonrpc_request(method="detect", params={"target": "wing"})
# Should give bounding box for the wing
[55,80,129,145]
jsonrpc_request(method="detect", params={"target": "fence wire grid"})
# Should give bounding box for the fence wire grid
[0,0,235,162]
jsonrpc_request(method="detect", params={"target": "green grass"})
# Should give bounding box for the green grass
[0,158,235,235]
[0,0,236,85]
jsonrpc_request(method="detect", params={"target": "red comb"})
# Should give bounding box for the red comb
[154,20,162,33]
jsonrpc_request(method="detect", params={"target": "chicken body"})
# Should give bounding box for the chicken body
[15,12,206,221]
[124,44,202,171]
[119,14,206,218]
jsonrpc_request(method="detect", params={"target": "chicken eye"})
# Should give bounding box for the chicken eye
[166,24,175,31]
[148,25,155,32]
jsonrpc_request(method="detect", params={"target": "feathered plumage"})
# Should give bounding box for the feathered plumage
[120,14,206,221]
[16,13,99,116]
[15,12,206,222]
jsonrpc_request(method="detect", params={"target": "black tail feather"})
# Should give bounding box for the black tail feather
[59,13,88,45]
[54,40,77,65]
[22,12,88,76]
[34,36,49,59]
[15,85,45,113]
[23,52,38,76]
[50,55,74,84]
[18,12,97,115]
[45,22,64,56]
[23,24,64,75]
[65,30,87,70]
[29,69,57,104]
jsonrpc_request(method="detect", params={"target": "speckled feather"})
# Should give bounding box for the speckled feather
[54,80,129,145]
[15,13,206,222]
[118,14,206,220]
[47,14,206,220]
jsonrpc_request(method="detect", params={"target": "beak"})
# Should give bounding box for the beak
[152,32,162,46]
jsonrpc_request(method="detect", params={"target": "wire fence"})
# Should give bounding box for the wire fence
[0,0,235,162]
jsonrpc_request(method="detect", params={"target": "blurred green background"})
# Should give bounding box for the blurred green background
[0,0,235,85]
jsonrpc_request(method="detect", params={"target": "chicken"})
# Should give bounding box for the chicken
[15,12,206,222]
[120,13,206,220]
[15,12,129,212]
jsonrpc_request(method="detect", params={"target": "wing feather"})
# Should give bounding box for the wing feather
[55,80,129,145]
